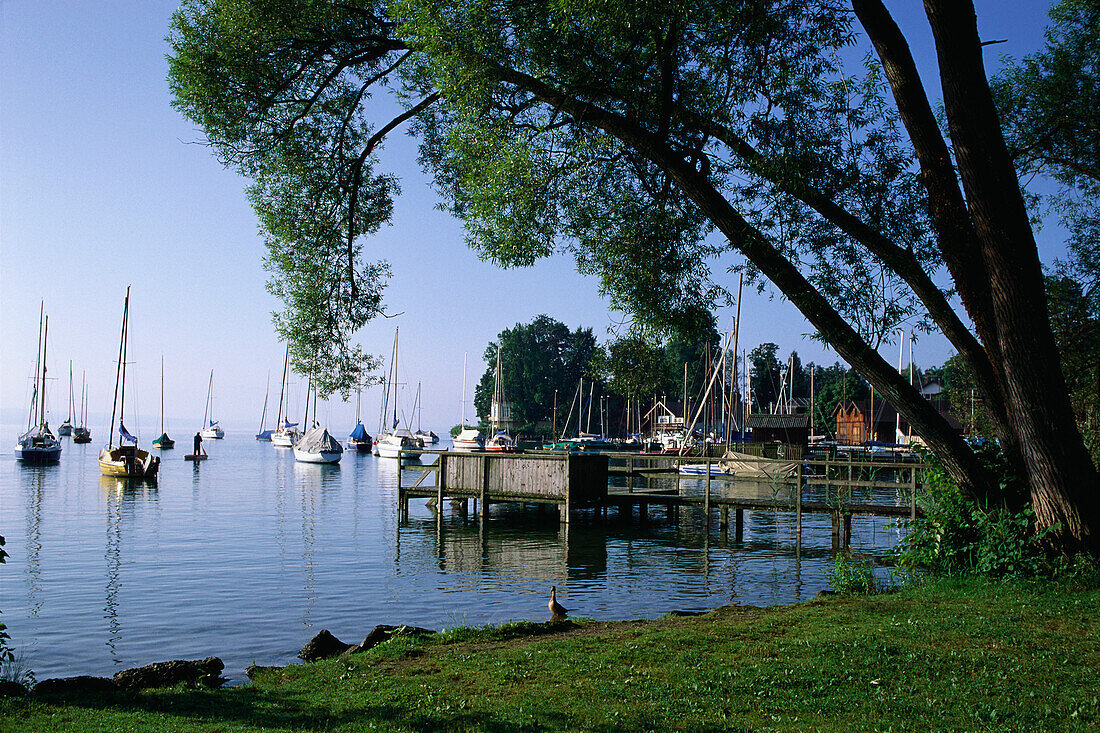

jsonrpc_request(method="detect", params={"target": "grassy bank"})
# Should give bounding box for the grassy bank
[3,577,1098,731]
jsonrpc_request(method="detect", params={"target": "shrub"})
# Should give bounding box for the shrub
[825,554,889,595]
[894,446,1051,578]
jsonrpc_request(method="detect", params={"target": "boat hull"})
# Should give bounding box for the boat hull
[14,444,62,464]
[98,446,160,478]
[450,439,483,451]
[153,440,175,449]
[293,448,343,464]
[72,428,91,444]
[346,439,373,452]
[201,426,224,439]
[57,423,73,437]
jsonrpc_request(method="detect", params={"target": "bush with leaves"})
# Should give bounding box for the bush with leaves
[895,447,1054,578]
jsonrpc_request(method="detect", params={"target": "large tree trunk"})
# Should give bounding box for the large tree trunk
[857,0,1099,552]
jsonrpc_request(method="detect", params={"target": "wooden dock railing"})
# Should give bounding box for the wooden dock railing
[398,450,929,547]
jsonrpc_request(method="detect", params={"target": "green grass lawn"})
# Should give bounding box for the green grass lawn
[3,577,1098,731]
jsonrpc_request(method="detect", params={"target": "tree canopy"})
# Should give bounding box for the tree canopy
[168,0,1099,552]
[472,315,597,431]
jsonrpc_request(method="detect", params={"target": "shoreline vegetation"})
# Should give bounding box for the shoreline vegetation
[3,577,1098,731]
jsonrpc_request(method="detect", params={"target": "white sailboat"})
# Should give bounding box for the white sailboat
[271,345,300,447]
[200,370,224,439]
[98,288,160,478]
[412,382,439,445]
[484,344,515,452]
[293,378,343,464]
[374,327,423,459]
[14,303,62,464]
[452,352,484,451]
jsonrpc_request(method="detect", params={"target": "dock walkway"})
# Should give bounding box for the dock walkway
[398,450,927,547]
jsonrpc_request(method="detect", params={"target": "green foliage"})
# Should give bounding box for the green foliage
[825,554,889,596]
[167,0,399,396]
[992,0,1100,303]
[472,315,598,428]
[1045,274,1100,465]
[810,361,869,426]
[895,447,1050,578]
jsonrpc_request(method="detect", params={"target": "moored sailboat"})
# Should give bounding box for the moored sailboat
[484,344,516,452]
[256,371,273,440]
[200,370,224,439]
[72,371,91,443]
[58,361,74,436]
[346,381,373,452]
[14,304,62,464]
[451,353,483,451]
[374,328,423,459]
[98,288,160,479]
[293,378,343,464]
[153,356,175,449]
[270,345,299,447]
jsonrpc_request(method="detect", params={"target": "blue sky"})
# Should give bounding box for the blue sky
[0,0,1063,437]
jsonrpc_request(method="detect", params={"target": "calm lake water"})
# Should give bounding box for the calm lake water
[2,428,907,684]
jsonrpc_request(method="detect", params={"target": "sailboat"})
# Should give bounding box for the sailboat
[153,356,174,449]
[72,371,91,443]
[271,345,300,447]
[412,382,439,445]
[452,352,484,451]
[98,288,160,479]
[200,370,224,439]
[374,327,423,459]
[58,361,74,436]
[484,344,516,452]
[293,377,343,464]
[14,303,62,464]
[346,381,373,452]
[255,370,273,440]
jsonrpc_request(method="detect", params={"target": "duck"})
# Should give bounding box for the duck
[549,586,569,619]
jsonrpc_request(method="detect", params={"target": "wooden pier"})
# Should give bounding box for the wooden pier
[397,450,928,547]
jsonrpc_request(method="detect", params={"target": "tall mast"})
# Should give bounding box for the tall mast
[392,328,400,429]
[40,315,49,428]
[203,370,213,427]
[161,355,166,434]
[68,361,74,424]
[119,297,129,433]
[80,371,87,427]
[258,370,270,433]
[109,288,129,450]
[30,302,43,429]
[276,344,289,428]
[460,352,467,428]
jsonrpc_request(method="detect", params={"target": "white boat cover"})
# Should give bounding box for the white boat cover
[297,427,342,454]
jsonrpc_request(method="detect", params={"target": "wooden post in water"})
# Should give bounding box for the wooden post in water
[628,456,634,493]
[480,454,489,523]
[843,513,853,549]
[720,505,729,529]
[704,460,711,530]
[796,461,803,538]
[831,511,840,550]
[735,507,744,542]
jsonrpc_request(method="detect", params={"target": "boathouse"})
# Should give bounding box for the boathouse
[745,413,810,445]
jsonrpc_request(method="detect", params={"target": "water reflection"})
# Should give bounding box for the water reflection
[20,467,47,618]
[99,475,159,665]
